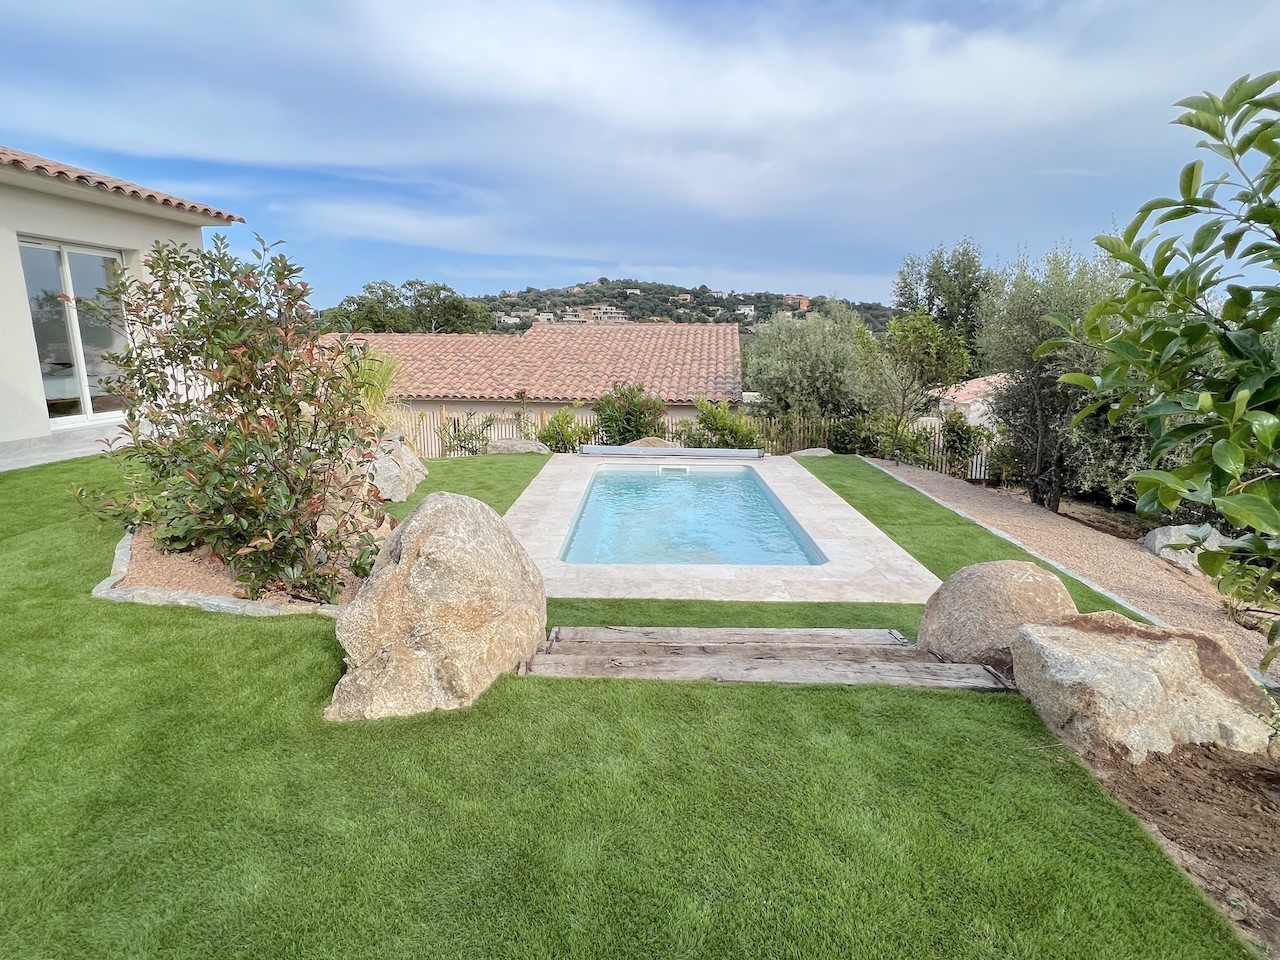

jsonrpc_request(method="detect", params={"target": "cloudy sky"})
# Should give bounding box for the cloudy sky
[2,0,1277,307]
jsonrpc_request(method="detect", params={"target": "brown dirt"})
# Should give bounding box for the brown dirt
[117,525,361,607]
[1090,745,1280,957]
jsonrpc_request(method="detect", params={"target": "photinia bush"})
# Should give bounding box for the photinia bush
[75,236,386,603]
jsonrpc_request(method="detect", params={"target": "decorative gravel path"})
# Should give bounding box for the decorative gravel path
[869,460,1275,673]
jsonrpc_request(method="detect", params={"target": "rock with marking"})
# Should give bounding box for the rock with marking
[325,492,545,721]
[918,560,1077,675]
[1012,611,1272,763]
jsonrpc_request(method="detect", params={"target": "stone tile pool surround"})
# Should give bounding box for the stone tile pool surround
[504,454,941,602]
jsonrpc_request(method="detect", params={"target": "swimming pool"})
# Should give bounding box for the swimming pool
[560,464,825,565]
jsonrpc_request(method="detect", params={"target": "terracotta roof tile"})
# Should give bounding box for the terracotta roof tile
[939,373,1010,405]
[0,146,243,223]
[345,322,742,403]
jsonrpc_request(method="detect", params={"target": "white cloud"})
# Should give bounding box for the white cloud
[3,0,1279,299]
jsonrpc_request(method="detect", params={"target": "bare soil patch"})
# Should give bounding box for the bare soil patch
[1091,745,1280,957]
[117,525,361,607]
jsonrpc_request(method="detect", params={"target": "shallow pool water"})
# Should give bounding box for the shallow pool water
[560,464,824,565]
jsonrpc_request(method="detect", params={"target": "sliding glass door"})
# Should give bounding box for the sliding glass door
[19,240,126,422]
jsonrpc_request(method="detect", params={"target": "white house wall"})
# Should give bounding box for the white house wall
[0,182,207,443]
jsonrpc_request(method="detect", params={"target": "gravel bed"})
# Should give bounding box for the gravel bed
[870,460,1275,674]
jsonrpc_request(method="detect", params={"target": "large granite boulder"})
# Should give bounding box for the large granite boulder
[624,437,679,448]
[485,438,551,454]
[325,492,546,721]
[918,560,1077,674]
[1141,524,1223,577]
[1012,611,1273,763]
[369,438,427,502]
[791,448,834,457]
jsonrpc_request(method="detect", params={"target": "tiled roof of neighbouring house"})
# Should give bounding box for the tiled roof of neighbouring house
[0,146,243,223]
[343,322,743,403]
[939,373,1010,405]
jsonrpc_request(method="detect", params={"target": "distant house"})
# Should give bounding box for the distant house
[735,304,756,318]
[0,146,241,447]
[674,292,693,303]
[350,322,742,420]
[936,374,1009,427]
[624,288,642,296]
[783,294,811,310]
[583,302,631,323]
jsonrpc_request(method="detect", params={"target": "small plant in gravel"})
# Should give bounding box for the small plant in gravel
[591,382,668,445]
[74,236,385,603]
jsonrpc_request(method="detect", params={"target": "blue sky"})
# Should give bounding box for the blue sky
[2,0,1277,308]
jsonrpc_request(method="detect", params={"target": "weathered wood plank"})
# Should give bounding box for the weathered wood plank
[550,626,906,646]
[525,654,1010,692]
[545,639,932,663]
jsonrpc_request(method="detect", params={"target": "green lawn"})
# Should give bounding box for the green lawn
[0,455,1248,959]
[798,455,1133,615]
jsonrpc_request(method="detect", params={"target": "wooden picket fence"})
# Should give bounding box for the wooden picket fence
[385,405,990,480]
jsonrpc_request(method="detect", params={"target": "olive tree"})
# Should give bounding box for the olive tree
[1047,73,1280,667]
[977,248,1123,510]
[743,303,876,418]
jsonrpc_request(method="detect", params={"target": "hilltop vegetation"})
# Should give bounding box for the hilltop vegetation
[478,278,898,331]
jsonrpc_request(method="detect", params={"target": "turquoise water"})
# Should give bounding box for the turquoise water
[560,465,824,565]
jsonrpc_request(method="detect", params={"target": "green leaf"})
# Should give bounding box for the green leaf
[1174,110,1227,141]
[1095,235,1146,270]
[1032,337,1071,358]
[1058,372,1098,390]
[1212,493,1280,535]
[1151,421,1212,460]
[1174,93,1218,113]
[1197,550,1229,577]
[1245,410,1280,451]
[1129,469,1193,493]
[1178,159,1204,199]
[1109,339,1144,362]
[1211,438,1245,476]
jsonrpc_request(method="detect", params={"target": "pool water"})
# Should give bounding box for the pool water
[560,464,825,565]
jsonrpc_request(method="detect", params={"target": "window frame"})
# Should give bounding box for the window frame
[19,236,127,427]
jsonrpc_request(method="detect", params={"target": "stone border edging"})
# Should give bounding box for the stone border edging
[856,457,1167,626]
[91,532,340,618]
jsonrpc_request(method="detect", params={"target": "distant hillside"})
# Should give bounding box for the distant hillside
[476,278,899,332]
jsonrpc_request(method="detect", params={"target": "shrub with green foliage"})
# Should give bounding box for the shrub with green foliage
[673,397,762,449]
[591,382,668,445]
[940,411,991,478]
[827,418,875,455]
[74,236,385,603]
[872,419,934,465]
[437,411,495,456]
[1049,72,1280,666]
[536,405,595,453]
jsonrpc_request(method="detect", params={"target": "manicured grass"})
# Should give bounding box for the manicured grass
[798,456,1134,615]
[0,455,1249,958]
[386,453,551,520]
